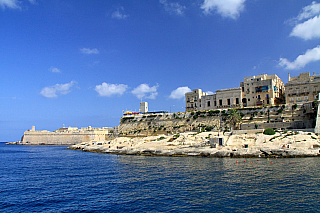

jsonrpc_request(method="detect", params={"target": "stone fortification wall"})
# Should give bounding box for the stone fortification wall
[21,127,110,145]
[119,112,221,137]
[119,103,316,136]
[22,131,96,145]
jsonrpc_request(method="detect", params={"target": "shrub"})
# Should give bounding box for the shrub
[205,126,214,131]
[264,128,275,135]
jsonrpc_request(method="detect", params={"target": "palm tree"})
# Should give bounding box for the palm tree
[226,109,242,131]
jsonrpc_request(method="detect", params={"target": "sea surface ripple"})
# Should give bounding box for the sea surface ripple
[1,143,320,212]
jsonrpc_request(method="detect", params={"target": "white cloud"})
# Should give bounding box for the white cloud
[40,81,76,98]
[0,0,20,9]
[80,48,99,54]
[112,7,129,19]
[160,0,186,16]
[0,0,35,9]
[279,45,320,70]
[289,1,320,40]
[201,0,246,19]
[95,83,128,97]
[49,67,61,73]
[132,84,158,99]
[296,1,320,21]
[169,87,191,99]
[290,15,320,40]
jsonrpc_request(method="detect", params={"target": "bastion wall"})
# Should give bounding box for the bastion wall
[119,103,316,136]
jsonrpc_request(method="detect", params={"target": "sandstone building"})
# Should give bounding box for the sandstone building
[185,89,208,111]
[285,72,320,104]
[200,87,242,111]
[240,74,284,107]
[186,74,285,111]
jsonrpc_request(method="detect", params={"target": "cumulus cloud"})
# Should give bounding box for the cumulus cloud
[0,0,21,9]
[80,48,99,54]
[40,81,76,98]
[0,0,35,9]
[296,1,320,21]
[132,84,158,99]
[169,87,191,99]
[95,83,128,97]
[289,1,320,40]
[206,91,214,95]
[279,45,320,70]
[201,0,246,19]
[160,0,186,16]
[112,6,129,19]
[49,67,61,73]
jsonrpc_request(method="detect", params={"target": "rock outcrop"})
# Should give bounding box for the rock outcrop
[67,130,320,158]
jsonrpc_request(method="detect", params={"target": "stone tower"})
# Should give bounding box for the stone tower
[140,102,148,114]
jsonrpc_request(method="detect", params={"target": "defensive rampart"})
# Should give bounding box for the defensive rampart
[119,103,316,136]
[21,126,111,145]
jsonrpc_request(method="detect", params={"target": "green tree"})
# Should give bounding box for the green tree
[226,109,242,131]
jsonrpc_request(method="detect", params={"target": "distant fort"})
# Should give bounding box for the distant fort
[18,126,115,145]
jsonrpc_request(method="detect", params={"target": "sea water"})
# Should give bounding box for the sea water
[1,142,320,212]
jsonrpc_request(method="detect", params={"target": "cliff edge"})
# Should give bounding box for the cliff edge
[67,130,320,157]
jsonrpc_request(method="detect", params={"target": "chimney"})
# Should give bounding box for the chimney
[288,73,291,81]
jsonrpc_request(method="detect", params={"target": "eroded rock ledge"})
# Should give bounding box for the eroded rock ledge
[67,130,320,158]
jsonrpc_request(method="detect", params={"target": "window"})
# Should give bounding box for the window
[207,101,210,107]
[195,103,197,107]
[227,99,230,105]
[236,98,239,104]
[214,101,216,106]
[219,100,222,106]
[248,99,251,102]
[187,98,190,102]
[194,97,197,101]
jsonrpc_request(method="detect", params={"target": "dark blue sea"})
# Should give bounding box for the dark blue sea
[1,143,320,212]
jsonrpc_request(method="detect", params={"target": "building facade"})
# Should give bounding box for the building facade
[199,87,242,111]
[240,74,284,107]
[285,72,320,104]
[185,89,208,111]
[186,74,285,112]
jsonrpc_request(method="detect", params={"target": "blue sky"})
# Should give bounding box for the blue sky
[1,0,320,141]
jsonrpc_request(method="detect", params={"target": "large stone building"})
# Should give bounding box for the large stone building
[185,89,208,111]
[240,74,284,107]
[285,72,320,104]
[186,74,285,111]
[200,87,242,111]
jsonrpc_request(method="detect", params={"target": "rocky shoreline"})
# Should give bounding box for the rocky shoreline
[67,130,320,158]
